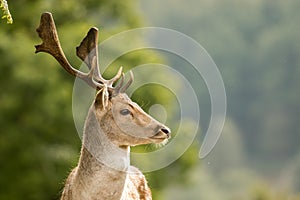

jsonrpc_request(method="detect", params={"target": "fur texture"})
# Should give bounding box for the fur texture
[60,92,169,200]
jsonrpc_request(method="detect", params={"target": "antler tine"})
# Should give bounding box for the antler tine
[76,28,123,88]
[120,71,134,93]
[113,73,125,94]
[35,12,98,89]
[76,27,102,83]
[107,66,123,87]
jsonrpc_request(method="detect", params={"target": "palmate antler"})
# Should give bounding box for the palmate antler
[35,12,133,95]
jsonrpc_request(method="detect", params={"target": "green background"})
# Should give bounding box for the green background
[1,0,300,199]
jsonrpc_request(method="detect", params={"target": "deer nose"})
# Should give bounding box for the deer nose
[160,127,171,138]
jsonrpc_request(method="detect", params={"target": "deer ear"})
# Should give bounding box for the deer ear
[94,88,110,110]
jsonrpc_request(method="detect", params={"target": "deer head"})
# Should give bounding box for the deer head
[35,12,170,148]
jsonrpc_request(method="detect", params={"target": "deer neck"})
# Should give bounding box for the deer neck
[71,106,130,198]
[79,105,130,172]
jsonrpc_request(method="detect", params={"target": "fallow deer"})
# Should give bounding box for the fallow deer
[35,12,170,200]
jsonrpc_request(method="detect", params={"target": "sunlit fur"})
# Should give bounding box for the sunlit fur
[61,91,170,200]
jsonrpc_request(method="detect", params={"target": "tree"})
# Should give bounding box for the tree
[0,0,13,24]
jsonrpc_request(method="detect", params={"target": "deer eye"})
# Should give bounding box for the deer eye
[120,109,131,116]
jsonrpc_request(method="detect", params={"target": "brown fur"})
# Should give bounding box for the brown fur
[60,92,169,200]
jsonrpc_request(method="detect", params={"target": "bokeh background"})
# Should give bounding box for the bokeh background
[1,0,300,199]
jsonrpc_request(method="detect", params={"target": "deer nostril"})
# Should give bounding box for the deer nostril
[161,128,171,135]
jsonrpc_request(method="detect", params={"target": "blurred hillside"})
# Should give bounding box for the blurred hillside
[140,0,300,199]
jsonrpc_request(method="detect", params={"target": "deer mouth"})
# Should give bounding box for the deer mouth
[150,129,171,141]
